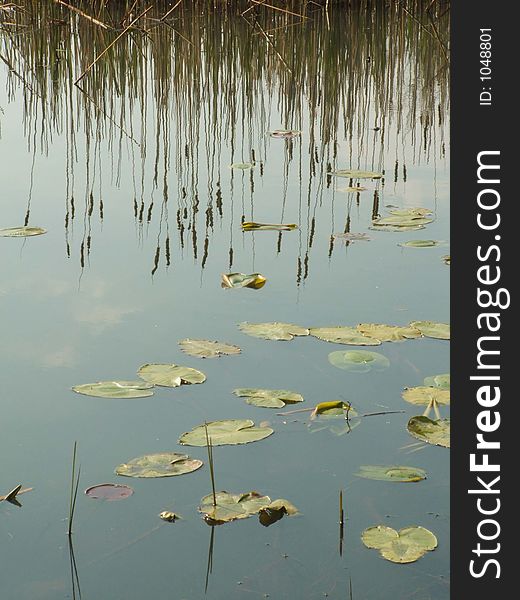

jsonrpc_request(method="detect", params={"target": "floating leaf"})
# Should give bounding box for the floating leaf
[199,491,271,524]
[85,483,133,500]
[388,207,433,218]
[178,339,241,359]
[370,223,426,232]
[356,465,427,483]
[362,525,437,563]
[137,363,206,387]
[399,240,441,248]
[72,381,154,399]
[115,452,203,478]
[410,320,450,340]
[332,232,371,242]
[407,416,450,448]
[0,226,47,237]
[308,402,360,436]
[330,169,382,179]
[442,255,451,265]
[221,272,267,289]
[230,162,254,170]
[234,388,303,408]
[310,326,380,346]
[328,350,390,373]
[311,400,355,416]
[179,419,274,447]
[372,216,434,228]
[356,323,422,343]
[423,373,450,389]
[159,511,180,522]
[337,186,367,193]
[241,222,298,231]
[402,386,450,406]
[259,499,299,526]
[239,322,309,341]
[270,130,301,138]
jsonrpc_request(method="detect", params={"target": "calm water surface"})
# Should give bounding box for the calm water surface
[1,3,449,598]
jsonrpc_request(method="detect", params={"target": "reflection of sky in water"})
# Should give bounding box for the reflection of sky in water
[1,5,449,599]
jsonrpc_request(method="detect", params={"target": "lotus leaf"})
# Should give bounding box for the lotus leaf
[115,452,203,478]
[270,130,301,138]
[238,321,309,341]
[331,169,382,179]
[178,339,241,359]
[233,388,303,408]
[399,240,441,248]
[332,232,371,242]
[310,326,380,346]
[356,323,422,342]
[179,419,274,447]
[362,525,437,563]
[137,363,206,387]
[410,320,450,340]
[407,416,450,448]
[356,465,427,483]
[199,491,271,524]
[423,373,450,389]
[402,386,450,406]
[221,272,267,289]
[72,381,155,399]
[230,162,254,169]
[85,483,133,500]
[259,499,299,526]
[328,350,390,373]
[241,222,298,231]
[0,226,47,237]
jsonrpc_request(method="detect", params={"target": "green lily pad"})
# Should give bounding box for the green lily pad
[410,320,450,340]
[238,322,309,341]
[199,491,271,524]
[0,226,47,237]
[328,350,390,373]
[221,272,267,289]
[356,465,427,483]
[362,525,437,563]
[337,186,367,193]
[331,169,382,179]
[399,240,441,248]
[137,363,206,387]
[423,373,450,389]
[259,499,299,526]
[241,222,298,231]
[407,416,450,448]
[310,326,381,346]
[115,452,203,478]
[370,223,426,232]
[230,162,254,169]
[179,419,274,447]
[388,207,433,218]
[72,381,155,399]
[402,386,450,406]
[356,323,422,342]
[178,339,241,359]
[233,388,303,408]
[372,216,434,228]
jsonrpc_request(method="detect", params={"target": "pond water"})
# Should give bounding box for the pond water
[0,2,450,599]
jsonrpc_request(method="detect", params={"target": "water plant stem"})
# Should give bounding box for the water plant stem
[204,423,217,507]
[68,441,81,536]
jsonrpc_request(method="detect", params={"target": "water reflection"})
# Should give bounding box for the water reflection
[1,1,448,282]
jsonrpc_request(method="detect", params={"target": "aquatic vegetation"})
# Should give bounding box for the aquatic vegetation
[238,322,309,341]
[241,222,298,231]
[356,466,427,483]
[137,363,206,386]
[0,485,33,506]
[221,273,267,289]
[159,511,181,522]
[407,416,450,448]
[85,483,133,500]
[233,388,303,408]
[443,255,451,265]
[179,419,274,446]
[310,326,381,345]
[0,226,47,237]
[332,232,371,242]
[179,339,241,358]
[336,186,367,193]
[356,323,422,342]
[72,381,155,399]
[423,373,450,389]
[258,499,299,527]
[402,386,450,406]
[330,169,382,179]
[410,320,450,340]
[362,525,437,563]
[199,491,271,524]
[398,240,442,248]
[328,350,390,372]
[115,453,203,478]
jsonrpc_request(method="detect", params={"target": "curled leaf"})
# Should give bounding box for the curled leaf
[159,511,180,522]
[221,273,267,289]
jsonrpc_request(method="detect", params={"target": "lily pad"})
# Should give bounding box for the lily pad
[137,363,206,387]
[115,452,203,478]
[356,465,427,483]
[221,272,267,290]
[270,130,301,138]
[332,232,371,242]
[233,388,303,408]
[0,226,47,237]
[72,381,155,399]
[372,215,434,227]
[239,322,309,341]
[178,339,241,359]
[407,416,450,448]
[230,162,254,170]
[259,499,299,526]
[388,207,433,218]
[241,222,298,231]
[311,400,356,417]
[328,350,390,373]
[337,186,367,193]
[402,386,450,406]
[410,320,450,340]
[179,419,274,447]
[356,323,422,342]
[370,223,426,232]
[362,525,437,563]
[199,491,271,524]
[423,373,450,389]
[398,240,441,248]
[85,483,134,500]
[310,326,380,346]
[331,169,382,179]
[308,401,360,436]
